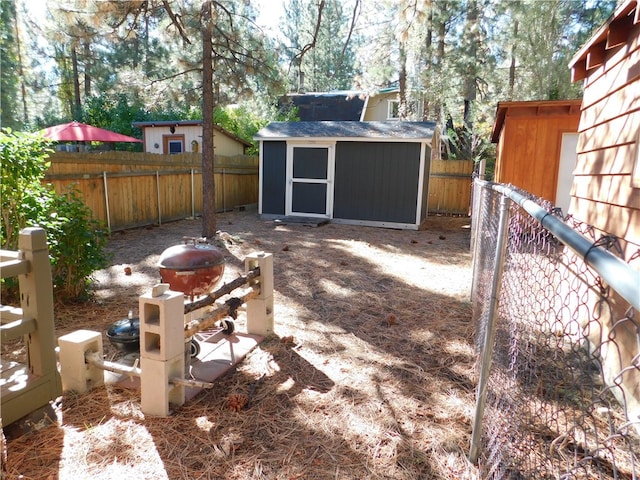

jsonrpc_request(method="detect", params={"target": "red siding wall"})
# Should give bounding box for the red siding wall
[491,100,581,204]
[570,4,640,259]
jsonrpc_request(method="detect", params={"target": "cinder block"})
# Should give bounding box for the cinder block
[140,354,185,417]
[58,329,104,393]
[246,295,274,336]
[139,289,185,360]
[245,252,273,299]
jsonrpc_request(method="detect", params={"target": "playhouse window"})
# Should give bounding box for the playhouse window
[168,140,183,154]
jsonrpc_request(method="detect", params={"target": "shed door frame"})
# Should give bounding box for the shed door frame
[556,132,578,215]
[285,142,335,218]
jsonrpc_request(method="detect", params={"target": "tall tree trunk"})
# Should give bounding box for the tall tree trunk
[423,6,433,120]
[436,11,445,62]
[462,0,478,129]
[83,40,91,98]
[508,20,518,100]
[201,0,216,238]
[71,46,81,119]
[435,5,446,124]
[144,14,150,74]
[398,42,407,119]
[462,0,479,159]
[13,7,28,126]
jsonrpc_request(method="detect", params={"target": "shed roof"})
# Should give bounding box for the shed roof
[255,121,436,142]
[490,99,583,143]
[569,0,639,82]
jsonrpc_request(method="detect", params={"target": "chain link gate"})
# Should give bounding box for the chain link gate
[469,179,640,479]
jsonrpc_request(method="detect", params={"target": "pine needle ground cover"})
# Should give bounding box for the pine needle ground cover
[4,211,478,480]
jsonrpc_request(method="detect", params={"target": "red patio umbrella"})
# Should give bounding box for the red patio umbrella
[41,121,142,143]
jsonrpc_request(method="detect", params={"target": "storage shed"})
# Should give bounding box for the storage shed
[568,0,640,259]
[255,121,436,230]
[491,99,582,213]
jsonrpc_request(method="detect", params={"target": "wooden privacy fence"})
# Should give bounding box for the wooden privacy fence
[44,152,259,231]
[427,158,474,215]
[45,152,472,231]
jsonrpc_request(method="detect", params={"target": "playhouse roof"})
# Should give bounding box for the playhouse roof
[569,0,639,82]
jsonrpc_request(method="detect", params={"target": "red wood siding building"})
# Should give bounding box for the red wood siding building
[569,0,640,258]
[491,99,582,211]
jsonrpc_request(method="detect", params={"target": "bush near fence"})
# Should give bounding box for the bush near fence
[44,152,258,231]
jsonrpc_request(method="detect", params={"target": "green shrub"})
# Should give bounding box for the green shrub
[0,128,52,249]
[0,129,110,301]
[38,186,110,301]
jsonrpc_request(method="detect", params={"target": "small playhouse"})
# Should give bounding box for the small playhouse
[254,121,436,230]
[490,99,582,214]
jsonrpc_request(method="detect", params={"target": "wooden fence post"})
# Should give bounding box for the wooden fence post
[18,228,59,383]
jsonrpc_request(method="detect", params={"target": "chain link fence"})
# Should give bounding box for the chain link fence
[469,179,640,479]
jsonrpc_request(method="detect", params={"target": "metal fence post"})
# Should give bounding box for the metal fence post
[470,179,486,305]
[102,171,111,231]
[469,192,512,464]
[191,168,195,218]
[156,170,162,225]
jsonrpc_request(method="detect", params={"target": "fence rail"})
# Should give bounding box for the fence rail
[470,179,640,479]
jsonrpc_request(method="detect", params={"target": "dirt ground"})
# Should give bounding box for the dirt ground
[4,210,479,480]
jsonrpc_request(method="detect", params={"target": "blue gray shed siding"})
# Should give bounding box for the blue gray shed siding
[333,142,421,224]
[256,121,435,229]
[261,141,287,215]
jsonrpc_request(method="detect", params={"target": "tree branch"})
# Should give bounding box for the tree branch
[292,0,325,66]
[162,0,191,44]
[148,68,202,85]
[329,0,360,80]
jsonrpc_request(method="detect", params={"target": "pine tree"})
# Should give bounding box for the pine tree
[0,0,21,129]
[283,0,361,92]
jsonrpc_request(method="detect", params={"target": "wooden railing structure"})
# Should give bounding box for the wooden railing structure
[0,228,62,426]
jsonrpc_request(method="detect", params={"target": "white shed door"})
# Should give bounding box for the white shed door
[556,133,578,215]
[286,144,335,218]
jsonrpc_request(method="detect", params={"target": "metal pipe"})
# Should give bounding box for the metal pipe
[470,180,485,305]
[184,286,259,337]
[170,376,215,389]
[469,193,511,464]
[184,267,261,314]
[156,170,162,224]
[103,172,111,231]
[489,182,640,311]
[85,351,215,389]
[191,168,195,218]
[86,351,141,377]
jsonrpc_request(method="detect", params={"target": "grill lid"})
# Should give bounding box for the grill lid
[158,237,225,270]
